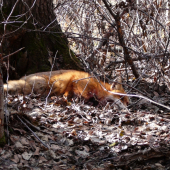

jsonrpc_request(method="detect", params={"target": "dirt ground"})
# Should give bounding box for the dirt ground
[1,80,170,170]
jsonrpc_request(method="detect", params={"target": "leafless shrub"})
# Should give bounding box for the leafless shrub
[54,0,170,87]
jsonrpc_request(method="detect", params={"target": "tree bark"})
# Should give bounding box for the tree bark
[102,0,139,79]
[0,54,5,146]
[1,0,81,81]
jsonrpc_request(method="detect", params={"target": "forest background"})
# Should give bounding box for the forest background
[0,0,170,169]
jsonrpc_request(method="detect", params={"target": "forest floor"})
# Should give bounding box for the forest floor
[1,80,170,170]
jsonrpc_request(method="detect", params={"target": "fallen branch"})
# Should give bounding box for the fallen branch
[17,115,50,149]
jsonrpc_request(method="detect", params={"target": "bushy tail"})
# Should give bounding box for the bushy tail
[4,80,31,95]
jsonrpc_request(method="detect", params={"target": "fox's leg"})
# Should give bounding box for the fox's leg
[63,76,75,99]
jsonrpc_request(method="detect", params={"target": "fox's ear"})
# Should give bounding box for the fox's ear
[110,78,122,90]
[110,82,116,90]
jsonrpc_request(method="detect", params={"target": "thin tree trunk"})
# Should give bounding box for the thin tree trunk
[0,54,5,146]
[102,0,139,79]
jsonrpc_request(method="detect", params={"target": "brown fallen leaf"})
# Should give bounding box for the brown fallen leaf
[11,154,20,163]
[34,147,40,156]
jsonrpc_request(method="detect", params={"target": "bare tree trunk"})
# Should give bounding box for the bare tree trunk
[1,0,81,81]
[0,54,5,146]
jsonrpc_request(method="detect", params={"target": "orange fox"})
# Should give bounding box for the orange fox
[4,70,129,106]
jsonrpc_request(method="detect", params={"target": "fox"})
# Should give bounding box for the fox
[3,70,129,106]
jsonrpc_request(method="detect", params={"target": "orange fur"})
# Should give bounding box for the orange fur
[4,70,129,106]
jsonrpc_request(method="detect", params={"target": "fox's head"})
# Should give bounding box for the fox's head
[106,81,129,106]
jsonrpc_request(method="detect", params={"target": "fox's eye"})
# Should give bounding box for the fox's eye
[121,97,129,106]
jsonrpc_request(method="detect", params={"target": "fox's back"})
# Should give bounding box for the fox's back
[19,70,89,95]
[48,70,91,95]
[4,70,129,106]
